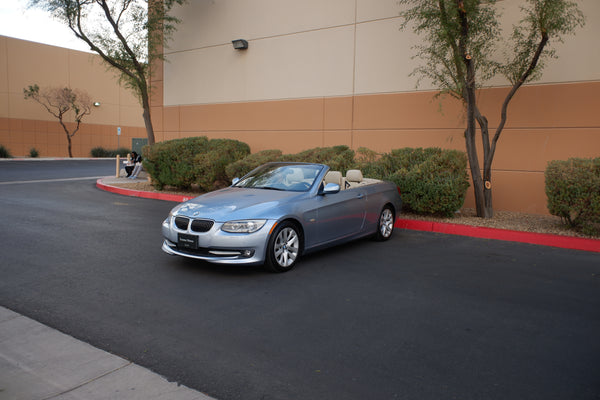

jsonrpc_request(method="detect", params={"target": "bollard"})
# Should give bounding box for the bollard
[116,154,120,178]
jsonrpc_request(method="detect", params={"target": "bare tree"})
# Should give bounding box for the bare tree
[24,84,92,158]
[398,0,584,218]
[29,0,186,146]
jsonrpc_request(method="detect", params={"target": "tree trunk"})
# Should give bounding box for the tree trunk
[141,92,155,147]
[482,167,493,218]
[58,117,73,158]
[67,134,73,158]
[457,0,491,218]
[476,111,493,218]
[465,128,485,217]
[143,107,155,147]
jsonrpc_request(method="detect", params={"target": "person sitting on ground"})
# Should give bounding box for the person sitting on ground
[124,151,139,177]
[128,151,143,179]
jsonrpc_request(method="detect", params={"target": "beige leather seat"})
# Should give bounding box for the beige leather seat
[324,171,343,188]
[345,169,363,187]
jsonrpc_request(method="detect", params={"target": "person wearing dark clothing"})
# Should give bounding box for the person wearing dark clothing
[125,151,142,177]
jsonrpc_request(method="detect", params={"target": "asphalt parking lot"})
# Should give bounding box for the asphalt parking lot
[1,160,599,400]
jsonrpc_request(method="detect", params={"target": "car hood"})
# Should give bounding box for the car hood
[173,187,305,221]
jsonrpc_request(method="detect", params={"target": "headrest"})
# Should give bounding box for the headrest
[346,169,363,183]
[324,171,342,185]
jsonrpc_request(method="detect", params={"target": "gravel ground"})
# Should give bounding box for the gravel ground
[111,179,595,239]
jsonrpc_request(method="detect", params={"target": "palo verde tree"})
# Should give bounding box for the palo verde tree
[24,84,92,158]
[398,0,584,218]
[29,0,186,146]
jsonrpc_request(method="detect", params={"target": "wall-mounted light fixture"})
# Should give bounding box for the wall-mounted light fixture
[93,102,101,107]
[232,39,248,50]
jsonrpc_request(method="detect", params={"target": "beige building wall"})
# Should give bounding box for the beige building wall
[0,36,145,157]
[153,0,600,215]
[163,0,600,104]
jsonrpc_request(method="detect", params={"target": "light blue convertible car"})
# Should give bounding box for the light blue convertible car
[162,162,402,272]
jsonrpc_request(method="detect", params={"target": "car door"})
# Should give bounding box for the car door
[313,187,366,245]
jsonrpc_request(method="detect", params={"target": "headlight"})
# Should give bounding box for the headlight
[221,220,266,233]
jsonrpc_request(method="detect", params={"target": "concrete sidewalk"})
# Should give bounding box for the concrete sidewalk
[0,306,215,400]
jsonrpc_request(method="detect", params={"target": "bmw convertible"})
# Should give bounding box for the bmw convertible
[162,162,402,272]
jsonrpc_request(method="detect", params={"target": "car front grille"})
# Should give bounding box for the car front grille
[174,216,214,233]
[174,216,189,230]
[191,219,214,232]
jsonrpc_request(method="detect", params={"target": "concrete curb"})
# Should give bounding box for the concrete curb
[97,177,600,254]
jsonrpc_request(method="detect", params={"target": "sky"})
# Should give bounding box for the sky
[0,0,92,52]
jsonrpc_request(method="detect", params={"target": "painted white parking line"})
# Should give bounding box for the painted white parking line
[0,176,105,185]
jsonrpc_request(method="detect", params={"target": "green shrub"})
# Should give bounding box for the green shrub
[282,145,356,172]
[193,139,251,191]
[0,144,12,158]
[141,140,469,217]
[225,149,283,181]
[29,148,39,158]
[225,145,357,182]
[367,148,469,217]
[545,157,600,236]
[143,137,210,190]
[114,147,131,157]
[355,147,380,166]
[362,147,446,180]
[91,147,110,157]
[91,147,130,157]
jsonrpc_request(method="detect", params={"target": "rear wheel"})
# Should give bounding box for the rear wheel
[374,206,395,241]
[265,221,301,272]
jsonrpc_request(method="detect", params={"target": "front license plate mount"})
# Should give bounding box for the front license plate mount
[178,233,198,250]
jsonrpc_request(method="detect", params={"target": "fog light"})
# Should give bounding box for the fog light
[242,250,254,257]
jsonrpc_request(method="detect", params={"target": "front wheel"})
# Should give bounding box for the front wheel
[374,206,395,241]
[265,221,302,272]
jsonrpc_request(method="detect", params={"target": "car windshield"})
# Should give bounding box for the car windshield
[234,164,323,192]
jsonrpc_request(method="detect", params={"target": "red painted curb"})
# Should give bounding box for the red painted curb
[96,179,196,203]
[396,219,600,253]
[96,178,600,254]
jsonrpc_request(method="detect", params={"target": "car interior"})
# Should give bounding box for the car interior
[323,170,380,190]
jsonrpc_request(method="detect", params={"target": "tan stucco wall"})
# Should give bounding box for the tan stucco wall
[0,36,145,157]
[151,0,599,215]
[163,0,600,104]
[151,82,600,215]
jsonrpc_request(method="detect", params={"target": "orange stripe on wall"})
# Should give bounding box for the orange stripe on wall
[0,118,146,158]
[152,81,599,215]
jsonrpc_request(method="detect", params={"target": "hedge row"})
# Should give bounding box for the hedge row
[143,138,470,216]
[0,144,11,158]
[0,145,39,158]
[361,148,470,217]
[90,147,131,158]
[224,145,356,180]
[545,157,600,236]
[142,137,251,191]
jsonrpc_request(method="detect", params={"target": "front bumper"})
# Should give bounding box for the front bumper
[161,217,276,265]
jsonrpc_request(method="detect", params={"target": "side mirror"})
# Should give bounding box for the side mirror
[321,182,340,195]
[232,177,240,185]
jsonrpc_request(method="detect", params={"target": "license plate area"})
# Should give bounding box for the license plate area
[178,233,198,250]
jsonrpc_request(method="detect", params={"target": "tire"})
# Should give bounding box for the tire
[374,206,395,241]
[265,221,302,273]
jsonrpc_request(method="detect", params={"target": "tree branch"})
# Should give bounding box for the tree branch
[488,31,549,170]
[68,1,142,90]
